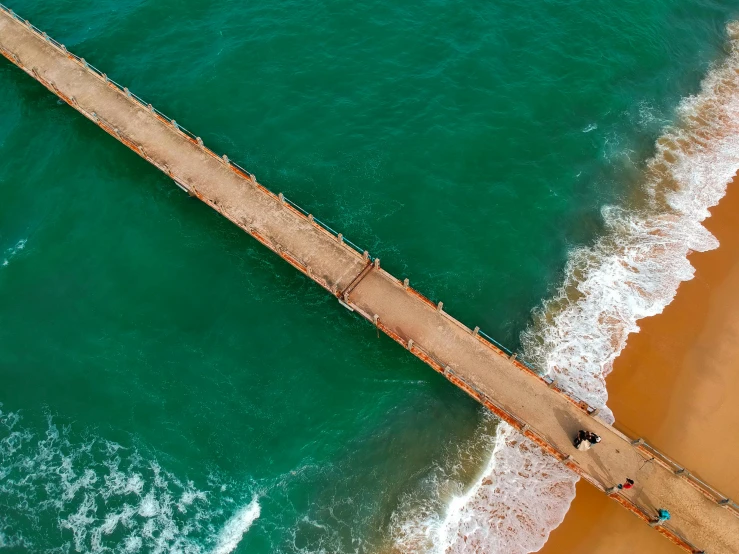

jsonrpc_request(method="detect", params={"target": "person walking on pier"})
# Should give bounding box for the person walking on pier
[574,430,601,451]
[651,509,671,527]
[617,478,634,490]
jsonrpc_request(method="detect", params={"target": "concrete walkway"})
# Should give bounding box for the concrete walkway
[1,7,737,552]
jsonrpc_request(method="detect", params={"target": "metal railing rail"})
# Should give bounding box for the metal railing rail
[1,5,736,542]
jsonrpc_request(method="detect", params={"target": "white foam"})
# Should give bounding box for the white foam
[2,238,26,267]
[394,20,739,554]
[0,406,257,554]
[210,498,261,554]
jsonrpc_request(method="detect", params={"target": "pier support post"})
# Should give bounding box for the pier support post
[472,326,480,335]
[374,258,380,269]
[437,301,443,313]
[222,154,229,163]
[363,251,369,261]
[407,339,413,351]
[337,233,343,242]
[196,137,203,146]
[403,278,409,289]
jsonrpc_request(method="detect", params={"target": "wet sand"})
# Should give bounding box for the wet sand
[539,175,739,553]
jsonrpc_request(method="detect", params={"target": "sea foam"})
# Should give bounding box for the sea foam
[394,20,739,554]
[0,407,258,554]
[210,499,261,554]
[2,238,26,267]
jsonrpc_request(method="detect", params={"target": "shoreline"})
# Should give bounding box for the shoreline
[538,174,739,553]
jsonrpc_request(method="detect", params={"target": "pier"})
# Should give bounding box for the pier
[1,6,738,552]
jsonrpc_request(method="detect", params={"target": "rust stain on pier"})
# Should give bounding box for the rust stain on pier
[1,6,738,553]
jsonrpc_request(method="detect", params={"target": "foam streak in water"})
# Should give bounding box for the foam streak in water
[210,499,261,554]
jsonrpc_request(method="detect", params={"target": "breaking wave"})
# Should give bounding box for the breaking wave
[392,20,739,554]
[210,499,261,554]
[0,406,259,553]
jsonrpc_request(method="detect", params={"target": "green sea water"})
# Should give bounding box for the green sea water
[1,1,738,552]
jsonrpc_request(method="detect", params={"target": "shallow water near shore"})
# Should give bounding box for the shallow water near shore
[2,1,739,552]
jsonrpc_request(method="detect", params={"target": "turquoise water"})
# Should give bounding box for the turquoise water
[1,1,738,552]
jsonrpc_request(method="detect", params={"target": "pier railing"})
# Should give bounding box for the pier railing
[1,6,736,549]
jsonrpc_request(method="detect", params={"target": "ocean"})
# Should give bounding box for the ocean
[2,1,739,552]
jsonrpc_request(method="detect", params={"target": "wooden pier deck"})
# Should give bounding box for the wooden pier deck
[1,6,738,552]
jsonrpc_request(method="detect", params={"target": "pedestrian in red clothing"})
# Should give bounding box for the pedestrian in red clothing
[617,478,635,490]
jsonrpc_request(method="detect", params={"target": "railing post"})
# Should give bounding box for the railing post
[472,326,480,335]
[403,278,409,289]
[407,339,413,351]
[437,301,443,313]
[373,258,380,269]
[196,137,203,146]
[222,154,229,163]
[308,214,314,222]
[337,233,343,243]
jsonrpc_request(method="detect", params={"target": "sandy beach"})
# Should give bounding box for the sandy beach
[539,175,739,553]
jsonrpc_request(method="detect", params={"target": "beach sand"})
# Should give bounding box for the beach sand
[538,175,739,554]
